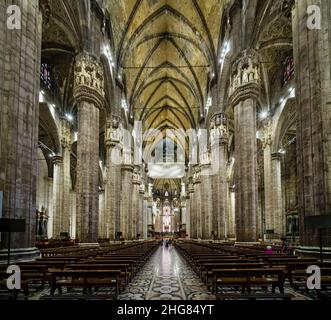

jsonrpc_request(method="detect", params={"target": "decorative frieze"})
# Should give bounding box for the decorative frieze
[229,49,261,106]
[73,52,105,109]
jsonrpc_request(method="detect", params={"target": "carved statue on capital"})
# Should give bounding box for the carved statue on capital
[193,167,201,184]
[229,49,261,104]
[106,115,122,144]
[210,112,229,146]
[262,120,273,149]
[73,52,105,109]
[61,122,72,150]
[132,168,141,184]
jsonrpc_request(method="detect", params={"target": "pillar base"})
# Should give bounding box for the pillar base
[235,242,260,246]
[295,246,331,261]
[77,243,100,247]
[0,247,40,264]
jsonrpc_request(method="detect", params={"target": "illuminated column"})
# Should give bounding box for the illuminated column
[73,52,104,243]
[138,181,146,239]
[98,188,106,239]
[193,168,202,239]
[227,184,236,238]
[52,121,71,239]
[105,115,121,241]
[52,155,63,239]
[0,0,41,259]
[210,113,229,240]
[229,50,261,242]
[263,117,284,239]
[293,0,331,248]
[188,181,195,238]
[200,163,212,239]
[121,148,133,240]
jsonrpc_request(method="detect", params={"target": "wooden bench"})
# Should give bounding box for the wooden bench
[40,294,116,300]
[212,267,286,294]
[216,292,294,300]
[201,262,265,286]
[49,269,122,296]
[66,263,131,285]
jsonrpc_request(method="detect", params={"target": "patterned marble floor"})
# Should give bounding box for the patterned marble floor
[117,245,215,300]
[3,245,315,300]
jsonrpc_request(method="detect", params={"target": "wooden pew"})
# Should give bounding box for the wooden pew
[212,267,286,294]
[49,269,122,296]
[66,263,131,285]
[201,262,265,286]
[216,292,294,300]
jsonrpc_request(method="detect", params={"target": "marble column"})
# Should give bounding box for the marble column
[264,133,284,239]
[193,169,202,239]
[200,164,212,239]
[210,113,229,240]
[52,155,63,239]
[73,52,104,244]
[52,122,71,239]
[98,188,106,239]
[138,183,145,239]
[188,182,195,238]
[47,177,54,239]
[229,50,260,242]
[143,192,149,239]
[104,115,121,241]
[121,148,133,240]
[228,185,236,238]
[185,193,190,239]
[292,0,331,248]
[0,0,41,259]
[131,170,140,240]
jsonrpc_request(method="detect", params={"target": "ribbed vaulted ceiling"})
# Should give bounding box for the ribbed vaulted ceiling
[107,0,226,136]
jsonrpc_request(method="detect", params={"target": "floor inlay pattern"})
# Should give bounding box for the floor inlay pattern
[117,245,215,300]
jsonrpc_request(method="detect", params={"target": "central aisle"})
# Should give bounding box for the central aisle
[118,244,215,300]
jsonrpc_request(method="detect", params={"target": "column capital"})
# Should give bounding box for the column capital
[188,183,195,194]
[199,162,211,173]
[105,115,121,147]
[121,164,134,172]
[229,49,261,107]
[210,112,229,146]
[132,172,141,185]
[139,184,145,194]
[52,155,63,165]
[262,120,273,149]
[73,51,105,109]
[271,152,283,161]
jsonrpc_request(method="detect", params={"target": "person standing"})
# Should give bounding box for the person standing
[281,237,289,254]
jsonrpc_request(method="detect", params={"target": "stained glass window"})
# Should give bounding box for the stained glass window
[40,62,52,89]
[282,56,294,87]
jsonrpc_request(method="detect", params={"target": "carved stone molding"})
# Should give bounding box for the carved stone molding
[52,155,63,165]
[139,183,145,194]
[271,152,283,161]
[73,52,105,109]
[188,183,194,194]
[105,115,122,147]
[210,112,229,146]
[229,49,261,107]
[262,120,273,149]
[192,168,201,184]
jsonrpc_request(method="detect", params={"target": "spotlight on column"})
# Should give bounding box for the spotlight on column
[65,113,74,122]
[49,152,55,158]
[260,111,269,120]
[39,91,45,102]
[278,148,286,154]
